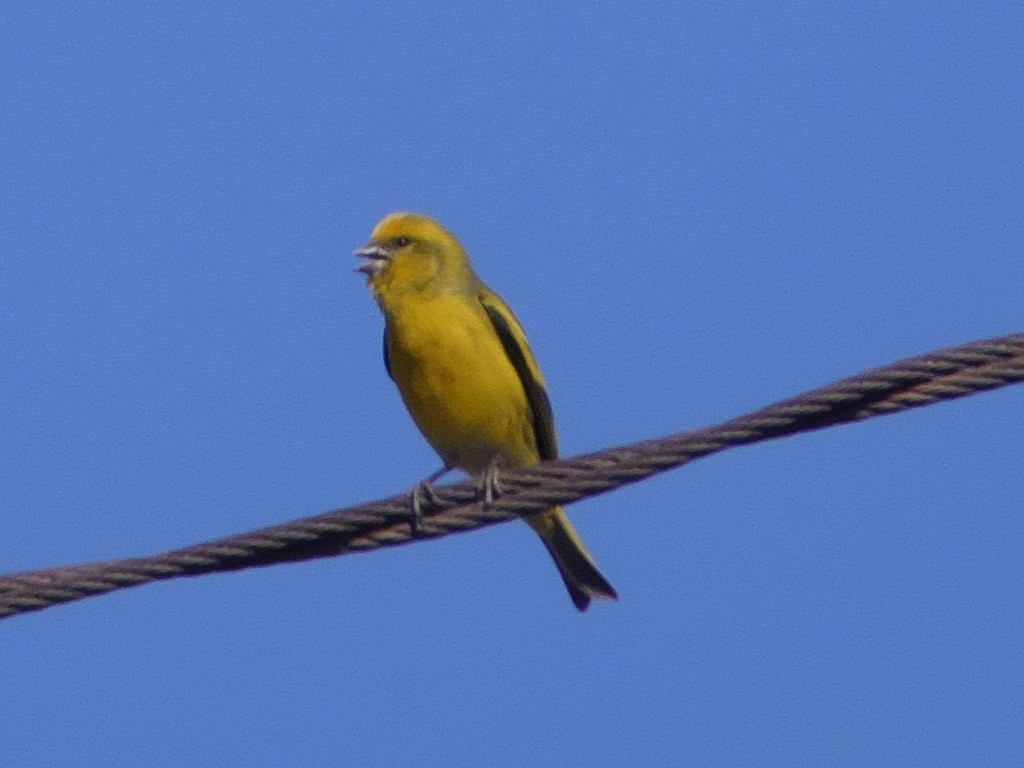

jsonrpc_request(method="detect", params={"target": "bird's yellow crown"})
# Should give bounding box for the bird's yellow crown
[369,212,461,250]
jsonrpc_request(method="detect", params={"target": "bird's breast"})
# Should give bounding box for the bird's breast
[384,294,537,473]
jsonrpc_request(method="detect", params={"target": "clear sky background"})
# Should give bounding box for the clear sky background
[2,3,1022,766]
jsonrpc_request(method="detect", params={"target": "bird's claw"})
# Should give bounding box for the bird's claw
[477,457,505,508]
[406,464,452,535]
[407,481,439,535]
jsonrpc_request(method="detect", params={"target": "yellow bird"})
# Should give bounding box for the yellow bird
[355,212,617,611]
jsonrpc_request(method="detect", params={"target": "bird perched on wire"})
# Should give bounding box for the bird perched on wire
[354,212,617,611]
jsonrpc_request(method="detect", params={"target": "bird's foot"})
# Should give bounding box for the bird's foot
[407,482,437,535]
[406,465,453,534]
[476,456,506,508]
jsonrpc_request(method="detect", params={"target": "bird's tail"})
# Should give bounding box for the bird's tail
[526,506,618,611]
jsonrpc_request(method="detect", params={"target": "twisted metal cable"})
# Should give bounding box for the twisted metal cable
[2,332,1022,619]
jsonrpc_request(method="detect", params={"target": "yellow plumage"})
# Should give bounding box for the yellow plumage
[355,212,617,611]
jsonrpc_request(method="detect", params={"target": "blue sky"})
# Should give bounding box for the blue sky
[2,3,1022,766]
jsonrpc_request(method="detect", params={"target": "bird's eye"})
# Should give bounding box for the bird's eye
[394,236,412,247]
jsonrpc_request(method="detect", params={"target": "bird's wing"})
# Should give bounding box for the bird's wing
[382,328,394,381]
[478,290,558,461]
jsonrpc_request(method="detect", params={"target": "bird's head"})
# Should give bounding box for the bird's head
[354,212,474,299]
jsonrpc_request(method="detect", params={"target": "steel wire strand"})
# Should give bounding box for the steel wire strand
[1,332,1021,619]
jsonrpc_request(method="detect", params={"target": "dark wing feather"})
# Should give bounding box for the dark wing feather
[382,327,394,381]
[480,296,558,461]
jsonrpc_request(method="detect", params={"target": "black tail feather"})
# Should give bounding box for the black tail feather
[543,516,618,612]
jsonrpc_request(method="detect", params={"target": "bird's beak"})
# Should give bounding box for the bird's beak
[353,244,391,279]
